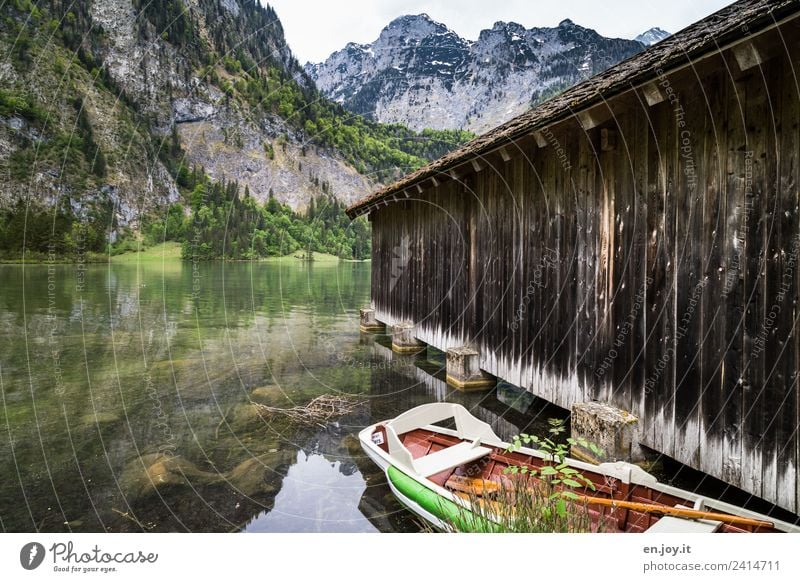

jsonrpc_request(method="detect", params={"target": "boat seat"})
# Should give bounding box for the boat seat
[644,504,723,533]
[412,440,492,478]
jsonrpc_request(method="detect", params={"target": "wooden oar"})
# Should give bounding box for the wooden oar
[446,475,502,496]
[580,496,773,529]
[445,473,774,529]
[453,491,504,515]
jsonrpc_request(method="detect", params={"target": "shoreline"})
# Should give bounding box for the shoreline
[0,258,372,265]
[0,247,372,265]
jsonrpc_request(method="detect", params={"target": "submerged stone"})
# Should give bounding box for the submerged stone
[120,453,223,499]
[229,403,263,429]
[249,384,284,404]
[227,450,296,496]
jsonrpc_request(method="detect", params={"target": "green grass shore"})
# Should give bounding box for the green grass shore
[108,241,183,262]
[0,242,369,264]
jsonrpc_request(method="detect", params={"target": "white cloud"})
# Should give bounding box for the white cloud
[262,0,734,64]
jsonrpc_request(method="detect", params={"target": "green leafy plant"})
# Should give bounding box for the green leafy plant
[504,418,603,516]
[433,419,608,533]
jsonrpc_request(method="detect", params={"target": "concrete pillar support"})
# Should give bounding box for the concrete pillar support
[391,322,425,354]
[359,307,385,333]
[445,346,495,391]
[570,401,644,464]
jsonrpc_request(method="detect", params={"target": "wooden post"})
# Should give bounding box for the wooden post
[446,347,496,391]
[391,322,425,354]
[571,401,644,463]
[359,307,385,333]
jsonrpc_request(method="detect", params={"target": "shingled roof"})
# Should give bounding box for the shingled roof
[346,0,800,219]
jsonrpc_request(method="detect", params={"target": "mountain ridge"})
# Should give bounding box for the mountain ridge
[307,15,647,133]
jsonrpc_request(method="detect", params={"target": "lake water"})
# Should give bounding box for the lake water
[0,260,558,533]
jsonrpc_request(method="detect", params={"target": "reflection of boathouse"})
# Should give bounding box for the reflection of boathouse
[349,0,800,514]
[364,335,559,442]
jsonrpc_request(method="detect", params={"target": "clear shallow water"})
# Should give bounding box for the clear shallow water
[0,260,559,533]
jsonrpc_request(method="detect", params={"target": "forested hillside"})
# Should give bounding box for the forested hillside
[0,0,471,261]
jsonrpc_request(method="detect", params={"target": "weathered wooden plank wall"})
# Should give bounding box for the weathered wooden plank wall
[369,46,800,513]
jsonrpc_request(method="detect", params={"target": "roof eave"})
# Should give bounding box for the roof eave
[346,0,800,220]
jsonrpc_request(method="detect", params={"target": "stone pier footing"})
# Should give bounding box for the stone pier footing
[445,346,496,391]
[391,322,426,354]
[359,307,385,333]
[570,401,644,464]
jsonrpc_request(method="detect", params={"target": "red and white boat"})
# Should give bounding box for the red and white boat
[360,403,800,533]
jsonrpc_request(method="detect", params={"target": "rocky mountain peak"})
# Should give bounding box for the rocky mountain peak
[483,21,528,39]
[491,21,525,32]
[382,13,450,41]
[308,15,645,134]
[634,27,671,45]
[387,13,437,27]
[0,0,413,229]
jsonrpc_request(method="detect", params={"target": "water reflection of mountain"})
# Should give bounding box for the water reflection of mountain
[0,261,373,533]
[0,261,369,332]
[0,260,569,533]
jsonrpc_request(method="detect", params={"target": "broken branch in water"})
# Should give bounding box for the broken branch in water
[252,394,364,427]
[112,508,153,530]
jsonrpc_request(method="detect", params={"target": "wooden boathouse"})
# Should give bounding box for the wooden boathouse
[347,0,800,514]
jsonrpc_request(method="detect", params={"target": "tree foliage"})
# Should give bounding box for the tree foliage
[137,165,371,261]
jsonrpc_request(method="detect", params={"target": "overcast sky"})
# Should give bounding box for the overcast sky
[263,0,735,64]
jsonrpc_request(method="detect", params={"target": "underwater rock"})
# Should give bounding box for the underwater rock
[120,453,223,499]
[227,450,296,496]
[249,385,285,405]
[229,403,264,430]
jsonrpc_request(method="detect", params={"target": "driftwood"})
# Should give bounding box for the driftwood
[252,394,364,427]
[112,508,153,530]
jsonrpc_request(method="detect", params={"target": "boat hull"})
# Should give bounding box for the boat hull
[358,404,800,533]
[385,466,450,531]
[385,465,497,532]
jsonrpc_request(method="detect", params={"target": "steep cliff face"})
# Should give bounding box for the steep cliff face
[90,0,302,130]
[307,15,647,134]
[176,119,371,209]
[0,1,179,234]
